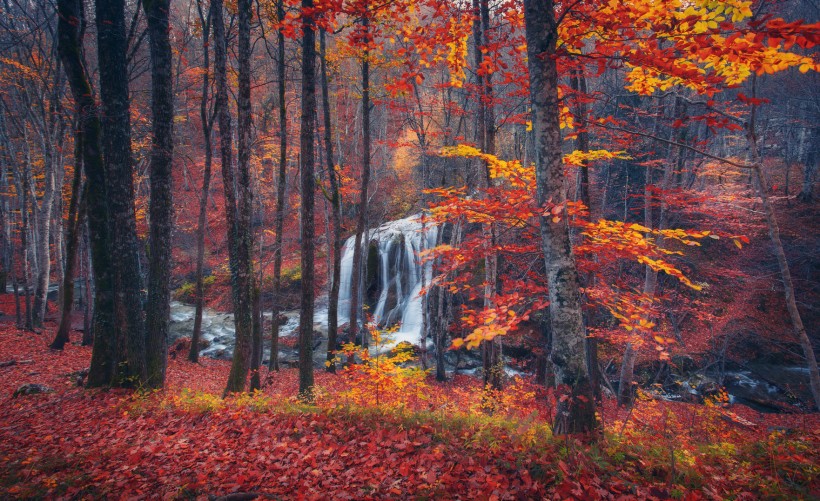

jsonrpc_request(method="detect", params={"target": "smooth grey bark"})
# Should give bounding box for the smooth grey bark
[524,0,597,434]
[50,138,84,350]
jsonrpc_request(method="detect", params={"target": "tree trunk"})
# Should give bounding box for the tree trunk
[32,156,57,328]
[477,0,501,392]
[298,0,317,400]
[618,99,680,406]
[50,139,85,350]
[524,0,597,434]
[143,0,175,389]
[348,9,372,347]
[190,0,214,364]
[58,0,118,386]
[268,0,287,372]
[798,155,816,202]
[222,0,255,395]
[20,162,33,331]
[320,27,342,373]
[746,78,820,410]
[97,0,148,386]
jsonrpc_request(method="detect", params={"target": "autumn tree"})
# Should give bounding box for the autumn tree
[298,0,318,400]
[86,0,148,387]
[320,26,343,373]
[347,0,374,347]
[523,0,597,433]
[268,0,288,373]
[189,0,215,363]
[143,0,175,388]
[221,0,255,394]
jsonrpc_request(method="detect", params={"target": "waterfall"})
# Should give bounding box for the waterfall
[336,214,437,347]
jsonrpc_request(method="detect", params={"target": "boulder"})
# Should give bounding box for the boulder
[13,383,53,398]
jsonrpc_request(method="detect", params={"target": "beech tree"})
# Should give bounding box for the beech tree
[143,0,174,388]
[298,0,317,400]
[189,0,215,363]
[268,0,288,373]
[221,0,255,394]
[347,0,373,347]
[86,0,148,387]
[523,0,597,434]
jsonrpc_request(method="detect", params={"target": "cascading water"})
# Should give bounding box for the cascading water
[336,214,437,347]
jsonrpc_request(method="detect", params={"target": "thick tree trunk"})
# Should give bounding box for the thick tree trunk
[320,28,342,373]
[190,0,213,364]
[58,0,118,386]
[97,0,148,386]
[222,0,255,394]
[143,0,175,389]
[348,10,372,347]
[268,0,287,372]
[524,0,597,434]
[298,0,317,400]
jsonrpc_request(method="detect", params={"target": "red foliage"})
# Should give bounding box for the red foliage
[0,317,818,498]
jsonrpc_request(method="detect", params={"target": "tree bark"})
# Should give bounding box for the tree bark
[524,0,597,434]
[143,0,175,389]
[190,0,214,364]
[298,0,318,400]
[222,0,255,395]
[320,27,342,373]
[58,0,118,386]
[268,0,287,372]
[32,150,57,328]
[348,8,372,348]
[50,138,85,350]
[97,0,148,386]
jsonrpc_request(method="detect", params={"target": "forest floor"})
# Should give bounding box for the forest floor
[0,319,818,500]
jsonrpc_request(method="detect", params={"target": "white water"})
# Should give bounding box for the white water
[168,214,438,357]
[334,214,437,348]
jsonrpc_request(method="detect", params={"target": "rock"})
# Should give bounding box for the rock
[670,355,698,375]
[13,383,53,398]
[696,381,722,400]
[390,341,418,357]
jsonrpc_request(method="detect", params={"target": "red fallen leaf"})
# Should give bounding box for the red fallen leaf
[558,460,570,475]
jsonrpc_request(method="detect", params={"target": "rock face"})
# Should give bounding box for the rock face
[13,383,53,398]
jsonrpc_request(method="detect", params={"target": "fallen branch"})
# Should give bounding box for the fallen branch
[0,359,34,368]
